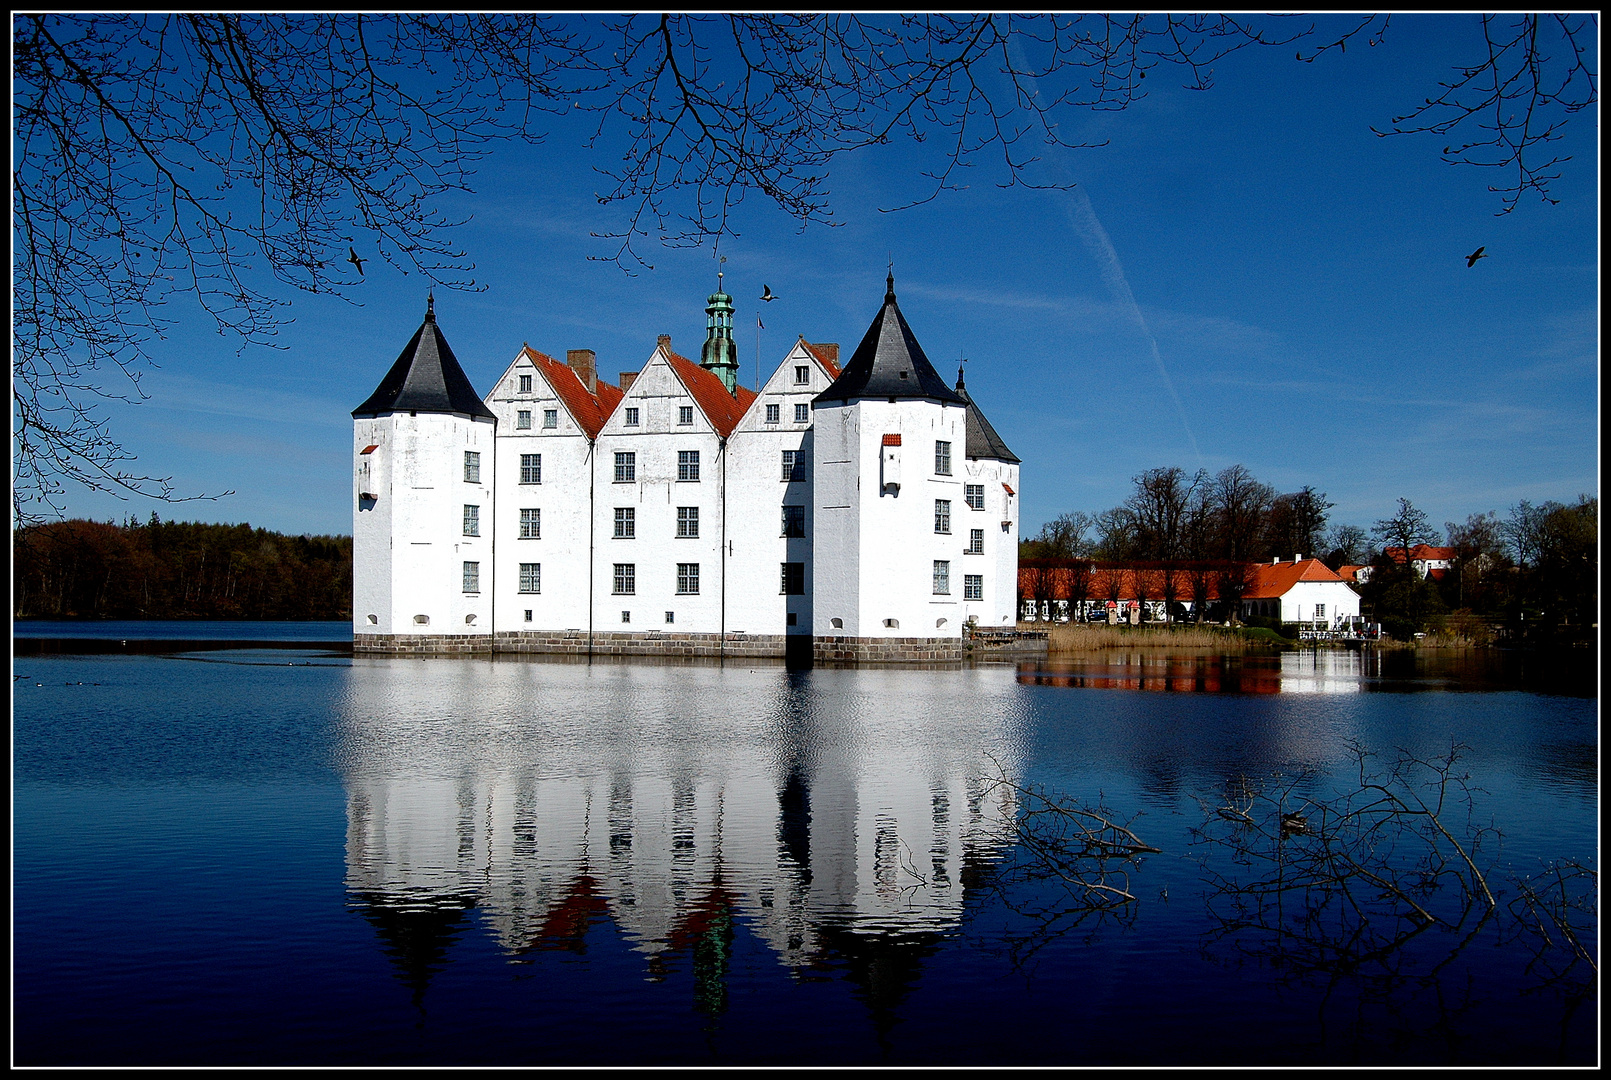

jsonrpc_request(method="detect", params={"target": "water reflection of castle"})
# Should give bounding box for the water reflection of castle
[338,660,1022,1012]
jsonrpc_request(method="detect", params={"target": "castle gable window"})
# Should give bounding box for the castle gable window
[677,506,700,538]
[520,454,541,484]
[678,450,700,482]
[965,483,985,510]
[516,410,532,430]
[614,507,635,539]
[614,452,636,482]
[463,451,481,483]
[542,409,558,429]
[935,441,952,476]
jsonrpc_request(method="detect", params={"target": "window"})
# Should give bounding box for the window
[524,609,532,622]
[613,564,635,595]
[934,499,951,534]
[463,504,480,536]
[463,561,480,593]
[614,452,635,482]
[965,483,985,510]
[781,562,805,595]
[794,403,809,423]
[765,403,780,424]
[614,507,635,538]
[964,574,983,601]
[781,505,805,537]
[519,563,541,594]
[677,563,700,595]
[463,451,481,483]
[520,508,540,539]
[794,365,809,384]
[625,407,639,426]
[678,450,700,482]
[935,441,952,475]
[622,610,631,623]
[933,560,950,595]
[665,611,675,624]
[519,374,532,393]
[678,405,694,425]
[781,450,806,482]
[516,410,532,430]
[968,528,985,554]
[677,506,699,537]
[1315,603,1326,618]
[542,409,558,429]
[520,454,541,485]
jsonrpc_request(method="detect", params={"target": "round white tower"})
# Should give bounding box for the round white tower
[352,297,497,649]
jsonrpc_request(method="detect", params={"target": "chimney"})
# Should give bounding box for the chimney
[1272,556,1280,564]
[566,349,597,394]
[618,372,637,392]
[657,334,672,352]
[1295,553,1303,563]
[813,342,839,364]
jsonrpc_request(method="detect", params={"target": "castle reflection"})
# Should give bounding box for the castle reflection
[1017,649,1369,693]
[337,660,1024,1016]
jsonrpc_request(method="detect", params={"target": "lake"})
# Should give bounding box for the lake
[12,625,1598,1065]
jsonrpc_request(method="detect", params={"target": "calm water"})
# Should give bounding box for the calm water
[13,632,1598,1066]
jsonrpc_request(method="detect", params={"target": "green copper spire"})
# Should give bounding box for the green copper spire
[700,270,739,394]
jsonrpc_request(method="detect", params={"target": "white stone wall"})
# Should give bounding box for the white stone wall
[959,456,1020,629]
[1279,579,1362,625]
[812,398,968,638]
[354,411,494,635]
[725,342,838,637]
[592,350,726,634]
[486,352,598,635]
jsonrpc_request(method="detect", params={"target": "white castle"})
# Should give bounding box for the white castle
[352,273,1020,661]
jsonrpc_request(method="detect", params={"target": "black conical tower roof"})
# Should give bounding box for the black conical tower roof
[352,299,495,420]
[814,274,965,406]
[955,372,1019,463]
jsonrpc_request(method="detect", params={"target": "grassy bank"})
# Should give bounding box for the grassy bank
[1030,622,1289,652]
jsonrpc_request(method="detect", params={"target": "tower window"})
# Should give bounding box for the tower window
[934,499,951,534]
[614,507,635,538]
[516,410,532,429]
[965,483,985,510]
[613,564,635,595]
[781,505,805,537]
[520,454,541,484]
[614,452,635,482]
[933,560,950,595]
[462,561,480,593]
[678,450,700,482]
[678,405,694,425]
[520,508,540,539]
[463,504,480,536]
[677,506,700,538]
[935,441,952,476]
[794,403,809,423]
[519,563,541,594]
[463,451,481,483]
[781,562,805,595]
[519,374,532,393]
[677,563,700,595]
[765,403,780,424]
[964,574,983,601]
[542,409,558,429]
[968,528,984,554]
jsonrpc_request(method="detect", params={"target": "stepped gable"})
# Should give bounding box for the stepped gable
[521,346,622,439]
[664,349,757,436]
[352,298,495,420]
[814,273,965,406]
[954,379,1019,464]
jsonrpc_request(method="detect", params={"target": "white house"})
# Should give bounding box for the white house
[351,274,1021,662]
[1240,557,1362,628]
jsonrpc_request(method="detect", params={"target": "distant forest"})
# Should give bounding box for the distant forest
[13,515,352,620]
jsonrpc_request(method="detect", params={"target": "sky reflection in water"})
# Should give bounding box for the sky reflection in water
[12,648,1597,1065]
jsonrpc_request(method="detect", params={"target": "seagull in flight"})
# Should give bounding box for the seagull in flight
[760,284,777,302]
[348,246,367,276]
[1465,246,1488,267]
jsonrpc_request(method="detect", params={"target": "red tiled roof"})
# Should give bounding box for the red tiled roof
[522,347,621,439]
[1336,564,1367,582]
[800,339,842,378]
[1242,558,1347,599]
[882,433,902,446]
[663,350,757,437]
[1385,545,1454,563]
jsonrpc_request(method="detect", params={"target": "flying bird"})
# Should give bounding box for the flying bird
[348,246,367,276]
[760,284,777,302]
[1465,246,1488,267]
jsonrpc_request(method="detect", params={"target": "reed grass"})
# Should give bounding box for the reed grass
[1032,621,1283,652]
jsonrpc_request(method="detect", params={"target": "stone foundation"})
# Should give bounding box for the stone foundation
[812,635,965,664]
[498,630,789,658]
[354,633,492,655]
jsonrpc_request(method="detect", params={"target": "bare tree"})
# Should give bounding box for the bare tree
[1371,497,1440,568]
[1322,522,1370,568]
[1210,465,1275,563]
[1125,466,1206,561]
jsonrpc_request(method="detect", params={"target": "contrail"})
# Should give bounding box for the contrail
[1007,36,1203,467]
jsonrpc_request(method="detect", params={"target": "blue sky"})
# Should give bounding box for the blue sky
[58,15,1598,540]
